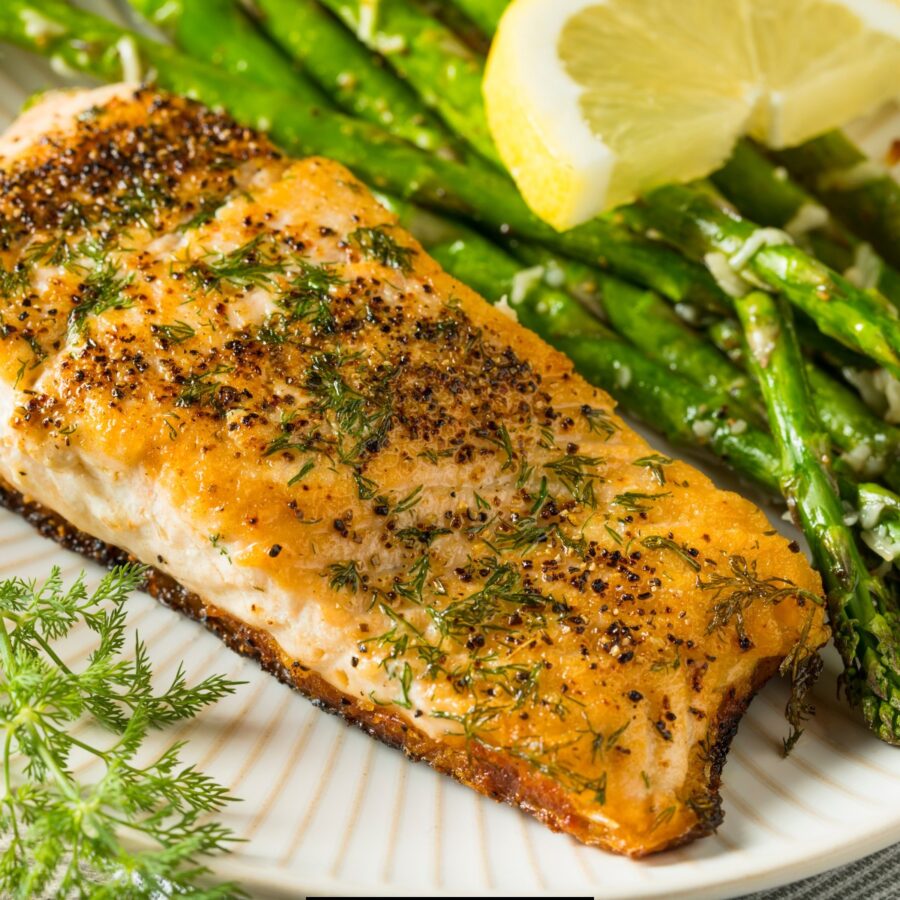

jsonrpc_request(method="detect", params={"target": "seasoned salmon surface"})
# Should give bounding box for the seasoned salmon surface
[0,86,827,856]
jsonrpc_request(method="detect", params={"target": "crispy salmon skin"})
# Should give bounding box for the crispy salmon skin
[0,86,827,856]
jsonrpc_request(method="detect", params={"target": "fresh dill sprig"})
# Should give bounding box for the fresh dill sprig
[328,560,364,594]
[186,235,285,292]
[176,364,236,414]
[702,554,822,649]
[612,491,670,513]
[178,194,228,233]
[580,404,618,440]
[0,565,243,898]
[390,485,424,515]
[0,262,31,298]
[278,260,344,332]
[633,454,674,485]
[544,454,603,507]
[349,226,414,272]
[151,320,196,345]
[483,423,516,471]
[67,260,134,339]
[640,535,701,572]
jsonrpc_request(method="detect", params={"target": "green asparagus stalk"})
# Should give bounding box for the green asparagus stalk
[710,319,900,494]
[509,245,761,420]
[774,131,900,271]
[452,0,899,298]
[124,0,323,101]
[310,0,900,375]
[0,0,727,312]
[523,246,900,491]
[246,0,459,157]
[713,141,900,309]
[735,289,900,743]
[318,0,501,165]
[444,0,509,35]
[621,184,900,379]
[417,0,492,54]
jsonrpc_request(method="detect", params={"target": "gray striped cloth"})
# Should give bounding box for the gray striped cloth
[745,843,900,899]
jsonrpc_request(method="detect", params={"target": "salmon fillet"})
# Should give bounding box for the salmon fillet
[0,86,827,857]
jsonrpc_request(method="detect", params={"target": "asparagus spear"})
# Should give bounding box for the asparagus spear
[621,184,900,379]
[309,0,900,375]
[444,0,509,35]
[124,0,323,100]
[318,0,501,165]
[735,289,900,743]
[449,0,900,302]
[713,141,900,309]
[247,0,459,157]
[0,0,726,312]
[508,245,761,419]
[524,245,900,491]
[774,131,900,271]
[710,320,900,494]
[417,0,491,54]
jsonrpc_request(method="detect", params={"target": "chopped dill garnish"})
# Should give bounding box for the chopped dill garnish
[278,259,344,332]
[328,560,364,594]
[349,225,414,272]
[395,525,452,547]
[538,426,557,450]
[176,364,236,415]
[353,469,379,500]
[255,316,293,345]
[111,176,173,230]
[289,459,316,486]
[474,492,491,511]
[577,718,629,764]
[651,806,677,832]
[23,236,76,268]
[430,559,547,638]
[418,447,454,464]
[67,261,134,339]
[515,455,534,490]
[529,476,550,515]
[504,738,608,805]
[581,404,618,440]
[493,516,553,555]
[0,262,31,297]
[633,454,674,485]
[391,485,424,515]
[303,351,397,476]
[186,234,285,291]
[640,535,701,572]
[613,491,671,512]
[264,416,335,463]
[780,613,824,755]
[702,555,821,649]
[395,555,430,605]
[178,194,227,232]
[151,320,196,345]
[209,533,232,563]
[483,422,516,470]
[544,454,603,507]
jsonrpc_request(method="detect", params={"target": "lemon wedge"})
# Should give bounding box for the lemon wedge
[484,0,900,229]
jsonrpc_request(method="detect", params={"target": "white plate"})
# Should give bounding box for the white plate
[2,7,900,897]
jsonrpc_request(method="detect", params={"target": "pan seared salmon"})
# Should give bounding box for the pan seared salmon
[0,86,827,856]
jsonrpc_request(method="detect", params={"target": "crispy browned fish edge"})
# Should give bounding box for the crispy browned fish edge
[0,477,783,857]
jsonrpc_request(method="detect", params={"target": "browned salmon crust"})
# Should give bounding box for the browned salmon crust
[0,86,827,856]
[0,478,781,855]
